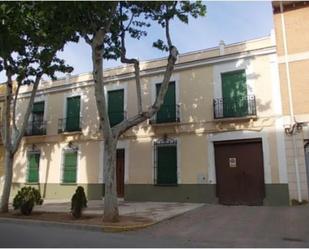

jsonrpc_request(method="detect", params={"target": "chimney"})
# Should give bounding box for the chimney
[219,40,225,55]
[219,40,225,56]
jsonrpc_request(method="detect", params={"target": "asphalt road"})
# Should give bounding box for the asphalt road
[1,204,309,247]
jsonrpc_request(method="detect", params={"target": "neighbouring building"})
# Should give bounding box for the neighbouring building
[1,35,293,205]
[272,1,309,202]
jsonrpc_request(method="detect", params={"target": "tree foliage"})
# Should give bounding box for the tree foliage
[0,2,79,212]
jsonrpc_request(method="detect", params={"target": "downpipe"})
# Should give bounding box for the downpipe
[280,1,302,203]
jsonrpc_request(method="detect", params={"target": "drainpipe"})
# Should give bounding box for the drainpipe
[280,1,302,202]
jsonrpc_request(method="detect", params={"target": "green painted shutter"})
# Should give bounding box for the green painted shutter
[108,89,124,127]
[221,70,248,117]
[156,82,176,123]
[32,101,44,113]
[32,102,45,135]
[157,145,177,185]
[28,154,40,183]
[66,96,80,131]
[63,151,77,183]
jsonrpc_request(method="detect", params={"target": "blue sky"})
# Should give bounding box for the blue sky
[0,1,274,82]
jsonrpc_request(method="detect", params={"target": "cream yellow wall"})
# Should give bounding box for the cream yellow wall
[273,6,309,56]
[180,134,208,184]
[9,37,286,189]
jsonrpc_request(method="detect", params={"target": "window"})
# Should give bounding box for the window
[65,96,81,132]
[29,101,45,135]
[154,140,177,185]
[221,70,249,117]
[108,89,124,127]
[155,82,177,123]
[62,150,78,184]
[27,153,40,183]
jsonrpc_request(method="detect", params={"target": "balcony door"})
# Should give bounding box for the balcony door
[32,101,44,135]
[66,96,80,132]
[221,70,248,117]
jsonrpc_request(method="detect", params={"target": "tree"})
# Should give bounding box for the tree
[0,2,78,212]
[72,1,206,222]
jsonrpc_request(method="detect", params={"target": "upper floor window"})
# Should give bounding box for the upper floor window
[155,82,179,124]
[108,89,124,127]
[213,70,256,119]
[26,101,46,136]
[59,96,81,133]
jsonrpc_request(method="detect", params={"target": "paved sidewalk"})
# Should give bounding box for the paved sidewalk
[27,200,204,223]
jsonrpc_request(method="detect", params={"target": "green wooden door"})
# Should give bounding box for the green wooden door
[66,96,80,131]
[63,151,77,183]
[108,89,124,127]
[28,153,40,183]
[157,145,177,185]
[156,82,176,123]
[221,70,248,117]
[32,101,44,135]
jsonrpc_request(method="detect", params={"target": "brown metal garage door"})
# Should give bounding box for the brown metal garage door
[214,139,265,205]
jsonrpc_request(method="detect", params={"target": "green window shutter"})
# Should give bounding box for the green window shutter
[31,102,45,135]
[32,101,45,113]
[221,70,248,117]
[28,154,40,183]
[156,82,176,123]
[157,145,177,185]
[108,89,124,127]
[63,151,77,183]
[66,96,80,131]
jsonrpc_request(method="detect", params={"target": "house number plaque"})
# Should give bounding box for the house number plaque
[229,157,237,168]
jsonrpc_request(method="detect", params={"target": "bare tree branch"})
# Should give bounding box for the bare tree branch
[119,7,143,114]
[120,30,142,114]
[12,74,42,154]
[83,34,92,45]
[12,83,21,134]
[113,17,178,136]
[2,60,13,152]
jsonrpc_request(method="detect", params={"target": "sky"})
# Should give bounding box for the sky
[0,1,274,82]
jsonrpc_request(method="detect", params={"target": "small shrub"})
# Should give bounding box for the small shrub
[13,187,43,215]
[71,186,87,218]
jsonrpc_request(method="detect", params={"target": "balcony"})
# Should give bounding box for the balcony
[58,116,82,133]
[150,104,180,125]
[213,95,257,119]
[25,121,47,136]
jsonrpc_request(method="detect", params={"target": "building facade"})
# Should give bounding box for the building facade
[2,35,293,205]
[272,1,309,202]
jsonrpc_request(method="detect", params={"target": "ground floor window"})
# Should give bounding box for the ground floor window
[62,150,78,184]
[27,153,40,183]
[154,138,177,185]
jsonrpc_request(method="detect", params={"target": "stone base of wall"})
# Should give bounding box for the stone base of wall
[10,183,289,205]
[125,184,290,206]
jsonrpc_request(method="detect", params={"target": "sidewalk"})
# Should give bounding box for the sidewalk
[2,200,204,232]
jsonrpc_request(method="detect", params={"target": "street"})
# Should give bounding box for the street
[1,204,309,247]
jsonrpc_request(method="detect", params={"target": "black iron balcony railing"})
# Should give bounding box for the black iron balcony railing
[25,120,47,136]
[150,104,180,124]
[213,95,257,119]
[58,116,82,133]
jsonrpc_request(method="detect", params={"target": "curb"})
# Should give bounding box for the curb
[0,217,157,233]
